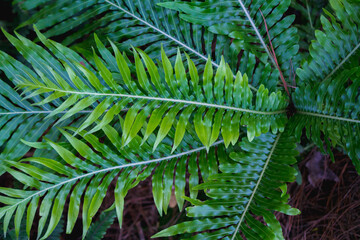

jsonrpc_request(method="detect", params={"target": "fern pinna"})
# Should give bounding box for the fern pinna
[154,132,300,240]
[0,0,359,239]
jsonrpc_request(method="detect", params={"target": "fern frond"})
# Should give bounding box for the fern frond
[3,30,288,151]
[296,0,360,85]
[159,0,300,87]
[0,125,225,239]
[13,0,265,89]
[153,131,300,239]
[291,67,360,172]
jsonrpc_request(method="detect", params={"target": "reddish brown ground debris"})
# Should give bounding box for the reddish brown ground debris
[277,150,360,240]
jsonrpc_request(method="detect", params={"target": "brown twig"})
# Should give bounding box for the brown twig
[259,10,291,96]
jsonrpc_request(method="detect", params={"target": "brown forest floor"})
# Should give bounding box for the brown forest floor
[278,151,360,240]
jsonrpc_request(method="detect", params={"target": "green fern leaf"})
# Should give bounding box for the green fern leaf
[1,1,358,239]
[153,130,300,239]
[2,30,288,152]
[0,124,227,239]
[291,67,360,172]
[159,0,300,87]
[13,0,267,89]
[296,0,360,85]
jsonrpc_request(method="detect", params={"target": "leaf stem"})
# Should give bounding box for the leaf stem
[297,111,360,123]
[305,0,314,30]
[25,86,286,115]
[0,110,92,116]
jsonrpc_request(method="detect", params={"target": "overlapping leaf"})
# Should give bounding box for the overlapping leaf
[154,131,300,239]
[291,67,360,172]
[13,0,275,89]
[296,0,360,85]
[160,0,300,88]
[0,124,224,239]
[7,30,288,152]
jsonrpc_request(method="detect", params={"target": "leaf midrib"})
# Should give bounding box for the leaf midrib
[103,1,216,67]
[322,42,360,82]
[297,111,360,123]
[30,85,286,115]
[0,109,132,116]
[0,110,94,116]
[236,0,277,68]
[5,140,224,211]
[231,133,281,240]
